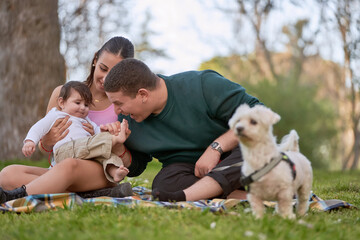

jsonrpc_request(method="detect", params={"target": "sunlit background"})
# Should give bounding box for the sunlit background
[1,0,359,170]
[59,0,349,80]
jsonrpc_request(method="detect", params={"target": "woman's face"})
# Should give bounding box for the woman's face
[93,51,123,92]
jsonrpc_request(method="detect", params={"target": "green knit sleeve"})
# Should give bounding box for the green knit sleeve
[126,148,152,177]
[201,70,263,123]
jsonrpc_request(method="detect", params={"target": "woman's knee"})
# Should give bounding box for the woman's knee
[55,158,80,174]
[57,159,110,192]
[0,165,24,189]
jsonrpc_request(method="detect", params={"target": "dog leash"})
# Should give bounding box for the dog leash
[211,161,243,172]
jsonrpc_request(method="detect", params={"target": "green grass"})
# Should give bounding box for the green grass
[1,159,359,240]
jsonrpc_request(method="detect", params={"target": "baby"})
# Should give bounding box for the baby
[22,81,130,183]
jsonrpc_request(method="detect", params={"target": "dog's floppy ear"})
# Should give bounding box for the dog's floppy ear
[265,107,281,125]
[270,111,281,125]
[254,105,281,125]
[228,104,250,129]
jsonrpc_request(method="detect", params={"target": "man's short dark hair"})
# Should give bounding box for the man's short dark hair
[59,81,93,105]
[104,58,158,97]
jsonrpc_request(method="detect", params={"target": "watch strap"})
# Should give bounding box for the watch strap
[210,142,223,155]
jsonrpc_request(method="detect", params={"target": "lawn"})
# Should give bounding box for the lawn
[0,159,359,240]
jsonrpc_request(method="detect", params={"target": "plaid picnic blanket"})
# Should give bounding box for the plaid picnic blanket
[0,186,357,213]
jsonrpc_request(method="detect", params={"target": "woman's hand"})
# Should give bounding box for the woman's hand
[82,121,95,135]
[41,115,72,148]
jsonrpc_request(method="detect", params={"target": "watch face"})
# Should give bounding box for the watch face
[210,142,223,154]
[211,142,219,148]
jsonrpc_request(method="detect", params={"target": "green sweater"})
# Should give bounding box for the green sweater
[120,70,262,177]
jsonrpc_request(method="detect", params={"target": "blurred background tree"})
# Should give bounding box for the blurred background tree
[0,0,65,160]
[0,0,166,160]
[58,0,167,81]
[316,0,360,170]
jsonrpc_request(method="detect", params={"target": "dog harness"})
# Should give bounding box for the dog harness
[240,152,296,190]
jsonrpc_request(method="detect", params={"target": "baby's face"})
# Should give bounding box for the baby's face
[61,89,90,118]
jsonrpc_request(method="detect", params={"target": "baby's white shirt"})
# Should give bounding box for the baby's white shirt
[24,107,100,151]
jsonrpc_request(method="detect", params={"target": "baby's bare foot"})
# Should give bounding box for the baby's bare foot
[113,166,129,182]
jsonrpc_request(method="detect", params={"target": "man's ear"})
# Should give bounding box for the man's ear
[58,97,64,110]
[137,88,149,103]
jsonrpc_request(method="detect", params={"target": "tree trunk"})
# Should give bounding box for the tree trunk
[0,0,65,160]
[351,129,360,170]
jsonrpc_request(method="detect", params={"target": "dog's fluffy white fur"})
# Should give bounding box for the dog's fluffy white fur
[229,104,313,219]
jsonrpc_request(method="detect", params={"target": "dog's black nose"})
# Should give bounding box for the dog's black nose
[236,126,244,133]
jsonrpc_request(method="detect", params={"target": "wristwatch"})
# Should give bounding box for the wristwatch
[210,142,224,155]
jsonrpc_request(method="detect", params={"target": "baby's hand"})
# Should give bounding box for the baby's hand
[120,119,131,141]
[113,119,131,144]
[100,121,121,135]
[22,141,36,157]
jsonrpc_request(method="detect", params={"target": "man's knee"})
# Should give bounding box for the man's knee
[152,164,199,192]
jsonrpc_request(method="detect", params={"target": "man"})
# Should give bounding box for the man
[103,58,262,201]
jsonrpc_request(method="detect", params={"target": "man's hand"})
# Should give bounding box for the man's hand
[22,141,36,157]
[194,148,221,178]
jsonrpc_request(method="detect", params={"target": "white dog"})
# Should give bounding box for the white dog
[228,104,313,219]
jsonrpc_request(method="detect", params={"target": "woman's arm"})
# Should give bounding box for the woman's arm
[46,85,62,113]
[39,116,71,153]
[39,85,71,154]
[26,109,61,145]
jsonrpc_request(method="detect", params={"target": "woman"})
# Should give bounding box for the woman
[0,36,134,203]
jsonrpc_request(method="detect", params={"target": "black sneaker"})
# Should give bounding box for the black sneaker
[76,182,133,199]
[0,185,28,204]
[151,188,186,202]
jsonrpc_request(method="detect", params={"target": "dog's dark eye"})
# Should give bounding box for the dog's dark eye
[250,119,257,125]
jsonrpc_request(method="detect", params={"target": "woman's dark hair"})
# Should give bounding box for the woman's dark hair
[59,81,93,106]
[84,36,135,87]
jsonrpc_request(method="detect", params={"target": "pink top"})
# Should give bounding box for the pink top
[88,104,118,126]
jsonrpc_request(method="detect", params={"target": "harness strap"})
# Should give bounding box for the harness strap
[280,153,296,180]
[240,152,296,188]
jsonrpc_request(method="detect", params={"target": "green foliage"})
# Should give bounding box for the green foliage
[0,158,50,168]
[125,159,161,188]
[242,76,339,169]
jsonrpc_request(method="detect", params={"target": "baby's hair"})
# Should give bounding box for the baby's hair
[59,81,93,105]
